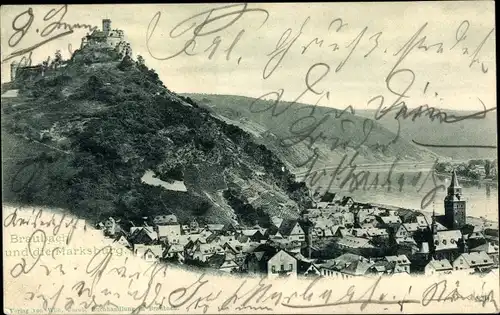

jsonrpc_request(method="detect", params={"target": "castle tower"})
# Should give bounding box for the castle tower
[10,61,19,81]
[103,19,111,35]
[444,169,466,230]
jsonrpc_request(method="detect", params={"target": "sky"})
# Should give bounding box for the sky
[0,2,496,111]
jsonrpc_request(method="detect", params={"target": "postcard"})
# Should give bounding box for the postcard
[1,3,498,314]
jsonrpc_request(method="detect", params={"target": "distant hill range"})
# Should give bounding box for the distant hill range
[183,94,496,168]
[182,94,443,171]
[355,109,497,161]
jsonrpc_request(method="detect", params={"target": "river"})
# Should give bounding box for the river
[298,165,498,224]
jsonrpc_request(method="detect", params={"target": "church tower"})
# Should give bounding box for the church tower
[444,169,466,230]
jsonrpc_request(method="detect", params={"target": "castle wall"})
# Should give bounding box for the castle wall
[106,36,123,48]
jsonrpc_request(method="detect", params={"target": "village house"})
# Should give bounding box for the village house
[358,216,378,229]
[385,255,411,273]
[303,208,321,219]
[102,217,126,237]
[424,258,453,276]
[206,224,225,232]
[341,259,375,278]
[272,239,302,254]
[312,227,326,238]
[192,243,225,262]
[366,227,389,238]
[245,244,279,275]
[394,236,419,257]
[206,254,239,273]
[267,250,298,279]
[335,235,375,254]
[188,219,201,234]
[402,223,419,236]
[415,215,430,231]
[265,225,284,240]
[271,216,284,228]
[321,253,375,278]
[470,242,499,266]
[153,214,178,225]
[318,260,341,278]
[200,228,214,239]
[134,244,163,262]
[178,233,204,246]
[432,230,463,261]
[128,226,158,245]
[394,224,410,238]
[184,238,206,257]
[297,260,321,277]
[340,196,355,208]
[397,208,419,223]
[367,260,396,276]
[315,192,337,209]
[331,225,347,238]
[156,224,181,244]
[376,215,402,229]
[249,230,267,243]
[221,223,240,236]
[222,242,245,263]
[278,220,305,242]
[163,244,185,263]
[351,228,369,238]
[355,207,376,223]
[113,234,132,249]
[240,228,259,238]
[452,251,494,273]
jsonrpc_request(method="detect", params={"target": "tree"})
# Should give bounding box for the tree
[118,55,134,71]
[137,55,145,66]
[484,160,491,177]
[55,50,62,62]
[53,50,62,69]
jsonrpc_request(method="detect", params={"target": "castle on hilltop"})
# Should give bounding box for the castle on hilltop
[80,19,132,57]
[10,19,132,82]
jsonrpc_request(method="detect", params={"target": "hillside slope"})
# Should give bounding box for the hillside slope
[183,93,438,171]
[1,46,311,227]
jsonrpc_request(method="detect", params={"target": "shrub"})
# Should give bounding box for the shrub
[118,55,134,71]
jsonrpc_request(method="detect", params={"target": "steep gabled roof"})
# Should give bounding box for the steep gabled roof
[470,242,499,254]
[297,260,319,274]
[403,223,419,233]
[333,253,363,266]
[341,196,354,206]
[434,230,462,251]
[279,219,300,236]
[207,254,226,268]
[341,259,374,276]
[426,259,452,271]
[385,255,411,265]
[336,235,374,248]
[320,192,336,203]
[456,251,494,267]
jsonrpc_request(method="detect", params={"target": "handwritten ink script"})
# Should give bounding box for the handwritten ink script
[2,3,497,315]
[3,206,498,314]
[143,3,496,210]
[2,5,98,65]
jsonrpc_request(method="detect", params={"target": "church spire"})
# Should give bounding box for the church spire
[449,168,460,189]
[431,200,437,235]
[444,168,467,230]
[447,168,462,198]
